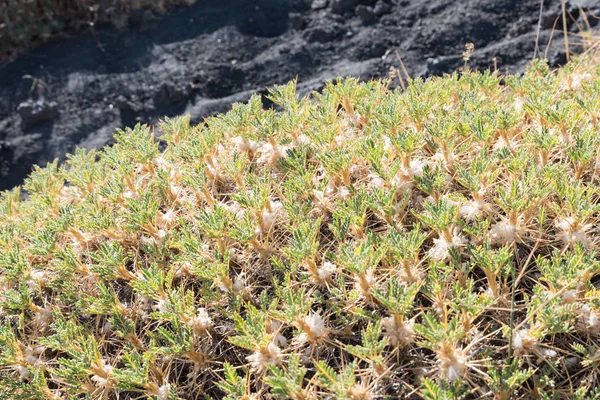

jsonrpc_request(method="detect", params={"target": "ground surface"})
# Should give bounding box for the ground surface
[0,0,597,190]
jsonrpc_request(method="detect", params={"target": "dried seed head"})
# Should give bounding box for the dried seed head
[58,185,83,205]
[17,365,31,380]
[355,268,376,299]
[459,199,490,221]
[316,261,337,282]
[158,383,171,400]
[438,344,468,382]
[512,328,537,356]
[247,341,282,372]
[346,382,373,400]
[298,312,329,345]
[428,233,466,262]
[267,320,288,347]
[24,345,45,366]
[577,304,600,335]
[257,142,286,167]
[157,209,176,228]
[489,217,525,246]
[462,42,475,62]
[190,308,212,335]
[555,217,592,249]
[382,315,415,347]
[33,307,53,330]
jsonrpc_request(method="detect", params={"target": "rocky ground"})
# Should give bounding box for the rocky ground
[0,0,598,190]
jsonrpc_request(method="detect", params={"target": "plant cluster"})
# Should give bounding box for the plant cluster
[2,51,600,399]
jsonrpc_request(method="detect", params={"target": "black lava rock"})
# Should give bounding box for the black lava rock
[304,23,343,42]
[356,5,377,24]
[330,0,358,14]
[17,99,58,129]
[290,13,307,30]
[154,82,189,106]
[374,0,392,16]
[312,0,328,10]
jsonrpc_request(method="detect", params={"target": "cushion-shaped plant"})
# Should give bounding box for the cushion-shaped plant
[2,52,600,399]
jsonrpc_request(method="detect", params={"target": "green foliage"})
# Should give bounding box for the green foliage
[1,53,600,399]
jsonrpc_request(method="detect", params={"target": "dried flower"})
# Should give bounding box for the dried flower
[297,313,329,345]
[247,342,282,372]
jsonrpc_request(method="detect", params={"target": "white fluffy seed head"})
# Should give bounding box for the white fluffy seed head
[398,264,424,284]
[562,289,578,304]
[337,186,351,200]
[459,199,490,221]
[58,185,82,205]
[158,383,171,400]
[157,209,176,228]
[231,136,258,153]
[247,341,282,372]
[577,304,600,335]
[493,136,516,151]
[354,268,376,298]
[260,200,286,233]
[382,315,415,347]
[156,297,170,313]
[91,375,109,388]
[190,308,212,334]
[317,261,337,282]
[17,365,31,380]
[368,173,386,189]
[438,345,467,382]
[298,312,329,345]
[512,329,536,355]
[33,308,53,329]
[567,72,592,91]
[489,218,525,246]
[24,346,44,366]
[268,320,287,347]
[555,217,592,248]
[234,274,246,294]
[257,142,286,167]
[428,234,466,262]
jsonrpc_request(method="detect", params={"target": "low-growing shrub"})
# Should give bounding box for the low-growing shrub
[1,52,600,399]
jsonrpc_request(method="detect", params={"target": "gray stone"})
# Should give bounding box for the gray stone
[356,5,377,24]
[154,83,188,106]
[330,0,359,14]
[566,0,599,10]
[311,0,328,10]
[17,99,58,129]
[290,13,307,30]
[374,1,392,16]
[304,22,343,43]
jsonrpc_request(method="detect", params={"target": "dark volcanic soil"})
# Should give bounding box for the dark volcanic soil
[0,0,598,190]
